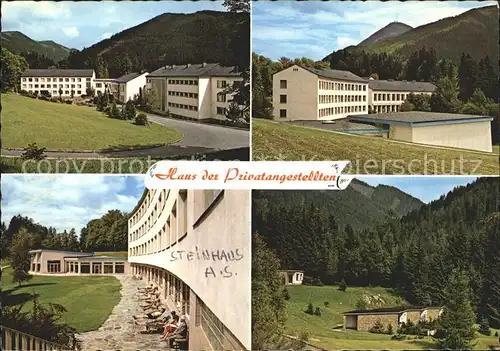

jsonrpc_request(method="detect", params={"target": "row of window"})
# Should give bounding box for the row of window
[319,105,366,118]
[129,190,168,242]
[23,77,90,82]
[129,190,222,256]
[23,84,83,89]
[26,90,82,96]
[319,94,367,104]
[168,102,199,111]
[372,104,401,113]
[216,106,227,116]
[319,80,367,92]
[373,92,414,102]
[168,79,199,86]
[168,91,199,99]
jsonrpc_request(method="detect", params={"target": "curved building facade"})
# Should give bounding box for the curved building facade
[128,189,250,350]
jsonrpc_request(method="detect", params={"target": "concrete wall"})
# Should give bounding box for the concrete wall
[345,315,357,329]
[198,77,211,119]
[406,310,421,323]
[426,308,443,321]
[21,74,94,97]
[411,121,493,152]
[30,251,90,274]
[210,77,243,119]
[391,125,413,141]
[128,189,251,350]
[357,313,399,331]
[273,65,318,121]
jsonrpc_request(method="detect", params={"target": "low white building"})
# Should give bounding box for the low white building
[94,72,148,103]
[272,64,369,121]
[128,189,250,350]
[21,69,95,97]
[368,79,436,113]
[146,63,243,120]
[279,270,304,285]
[350,111,493,152]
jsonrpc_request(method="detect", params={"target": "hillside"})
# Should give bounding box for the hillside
[63,10,249,77]
[358,22,413,46]
[1,31,72,62]
[361,5,498,62]
[253,179,423,231]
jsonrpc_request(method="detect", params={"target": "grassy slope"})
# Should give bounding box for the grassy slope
[2,267,121,333]
[1,93,183,151]
[285,285,500,350]
[252,119,499,175]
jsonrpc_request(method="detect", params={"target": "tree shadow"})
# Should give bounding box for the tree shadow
[410,339,439,349]
[11,282,57,289]
[1,291,37,307]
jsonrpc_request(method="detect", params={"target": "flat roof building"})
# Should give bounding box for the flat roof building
[29,249,129,275]
[279,270,304,285]
[128,188,250,350]
[146,62,243,120]
[350,111,493,152]
[343,306,443,332]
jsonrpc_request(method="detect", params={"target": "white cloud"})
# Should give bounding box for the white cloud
[336,36,358,48]
[2,1,71,19]
[101,32,112,39]
[1,175,142,234]
[62,26,80,38]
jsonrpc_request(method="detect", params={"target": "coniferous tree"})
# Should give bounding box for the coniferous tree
[10,228,33,286]
[437,268,476,349]
[458,53,478,101]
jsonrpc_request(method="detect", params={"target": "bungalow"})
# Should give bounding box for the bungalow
[343,306,443,332]
[349,111,493,152]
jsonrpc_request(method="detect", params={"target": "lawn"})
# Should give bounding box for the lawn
[252,119,499,175]
[1,93,183,151]
[1,267,121,333]
[283,285,500,350]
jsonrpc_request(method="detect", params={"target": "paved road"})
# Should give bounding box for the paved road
[1,114,249,159]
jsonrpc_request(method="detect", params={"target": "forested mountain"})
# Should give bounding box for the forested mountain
[59,10,249,78]
[358,22,413,47]
[0,210,129,256]
[253,177,500,327]
[1,31,72,63]
[326,5,498,64]
[253,179,423,231]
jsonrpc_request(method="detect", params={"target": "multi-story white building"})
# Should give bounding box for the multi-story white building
[21,69,95,97]
[272,64,369,121]
[146,63,243,120]
[94,72,149,103]
[128,189,250,350]
[368,79,436,113]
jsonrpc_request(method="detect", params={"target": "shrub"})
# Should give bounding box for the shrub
[494,331,498,337]
[64,100,72,105]
[124,99,137,120]
[135,113,149,126]
[338,278,347,292]
[355,298,368,310]
[86,87,95,98]
[50,97,60,103]
[21,143,46,160]
[387,323,394,335]
[19,89,29,96]
[369,319,386,334]
[324,301,329,308]
[39,95,50,101]
[282,287,290,300]
[39,90,51,98]
[391,334,407,341]
[108,103,121,119]
[314,307,321,316]
[305,302,314,315]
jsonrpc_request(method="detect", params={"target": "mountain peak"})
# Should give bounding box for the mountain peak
[358,22,413,47]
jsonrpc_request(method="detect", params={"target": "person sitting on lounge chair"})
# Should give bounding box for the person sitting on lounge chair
[166,317,188,348]
[133,307,165,320]
[160,314,179,341]
[145,310,177,332]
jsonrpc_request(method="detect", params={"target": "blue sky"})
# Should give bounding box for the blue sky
[252,1,498,60]
[359,176,479,203]
[1,1,224,50]
[1,175,144,234]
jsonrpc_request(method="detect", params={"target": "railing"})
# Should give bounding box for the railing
[0,325,64,351]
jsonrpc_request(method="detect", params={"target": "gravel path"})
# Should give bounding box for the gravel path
[78,275,170,351]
